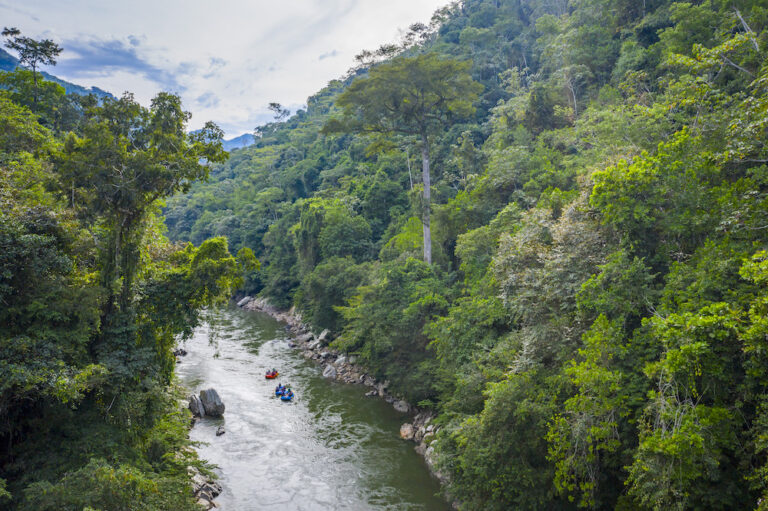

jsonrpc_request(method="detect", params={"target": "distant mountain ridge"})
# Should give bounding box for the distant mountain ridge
[1,48,253,146]
[222,133,255,151]
[0,48,113,99]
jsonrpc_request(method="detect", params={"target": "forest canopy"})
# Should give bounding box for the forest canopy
[0,29,245,509]
[164,1,768,509]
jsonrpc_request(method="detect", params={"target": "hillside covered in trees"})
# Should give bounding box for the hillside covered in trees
[165,0,768,509]
[0,29,253,509]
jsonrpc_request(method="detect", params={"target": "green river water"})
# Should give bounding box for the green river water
[176,306,448,511]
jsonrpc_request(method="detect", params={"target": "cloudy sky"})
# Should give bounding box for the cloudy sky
[1,0,449,136]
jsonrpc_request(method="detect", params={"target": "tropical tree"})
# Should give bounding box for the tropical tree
[58,91,227,377]
[323,53,482,264]
[2,27,62,104]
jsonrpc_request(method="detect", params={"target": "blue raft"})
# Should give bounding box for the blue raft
[280,392,294,402]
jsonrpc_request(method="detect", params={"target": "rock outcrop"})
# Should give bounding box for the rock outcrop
[400,423,415,440]
[236,296,253,307]
[199,388,225,417]
[189,466,222,509]
[393,400,410,413]
[322,364,337,379]
[189,394,205,418]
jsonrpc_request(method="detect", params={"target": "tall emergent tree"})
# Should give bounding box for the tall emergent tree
[2,27,62,104]
[323,53,482,264]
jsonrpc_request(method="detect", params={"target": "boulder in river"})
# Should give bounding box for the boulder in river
[189,394,205,418]
[400,423,415,441]
[393,400,410,413]
[199,388,225,416]
[236,296,252,307]
[322,364,338,379]
[216,425,225,436]
[296,332,314,343]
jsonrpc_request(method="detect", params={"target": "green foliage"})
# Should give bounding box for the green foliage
[0,68,231,509]
[161,1,768,509]
[547,317,628,508]
[325,53,483,139]
[335,258,447,402]
[439,369,570,511]
[21,457,197,511]
[325,52,483,264]
[297,257,371,332]
[590,130,719,264]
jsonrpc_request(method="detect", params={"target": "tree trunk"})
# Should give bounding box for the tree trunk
[420,131,432,265]
[31,65,38,105]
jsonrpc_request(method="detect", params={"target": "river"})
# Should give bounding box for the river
[176,306,448,511]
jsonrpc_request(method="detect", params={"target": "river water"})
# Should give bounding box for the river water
[176,306,448,511]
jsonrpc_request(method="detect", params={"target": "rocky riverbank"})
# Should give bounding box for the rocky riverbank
[237,296,448,485]
[189,465,222,510]
[180,360,226,507]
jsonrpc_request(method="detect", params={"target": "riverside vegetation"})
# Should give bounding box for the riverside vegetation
[164,1,768,510]
[2,1,768,510]
[0,29,253,509]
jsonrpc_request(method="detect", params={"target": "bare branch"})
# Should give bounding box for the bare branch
[735,9,760,53]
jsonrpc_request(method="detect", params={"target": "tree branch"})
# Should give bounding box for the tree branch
[735,9,760,53]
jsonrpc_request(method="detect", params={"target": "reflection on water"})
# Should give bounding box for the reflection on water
[176,306,448,511]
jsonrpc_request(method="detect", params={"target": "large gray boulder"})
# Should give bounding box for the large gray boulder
[317,329,330,343]
[236,296,252,307]
[393,400,410,413]
[296,332,314,343]
[189,394,205,418]
[322,364,337,379]
[199,388,225,416]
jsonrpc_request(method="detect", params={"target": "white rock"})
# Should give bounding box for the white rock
[400,423,415,440]
[317,329,330,343]
[322,364,337,379]
[236,296,252,307]
[189,395,205,418]
[335,355,347,366]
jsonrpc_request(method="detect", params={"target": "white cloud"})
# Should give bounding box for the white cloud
[0,0,449,136]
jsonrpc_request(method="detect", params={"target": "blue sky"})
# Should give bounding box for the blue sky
[1,0,449,136]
